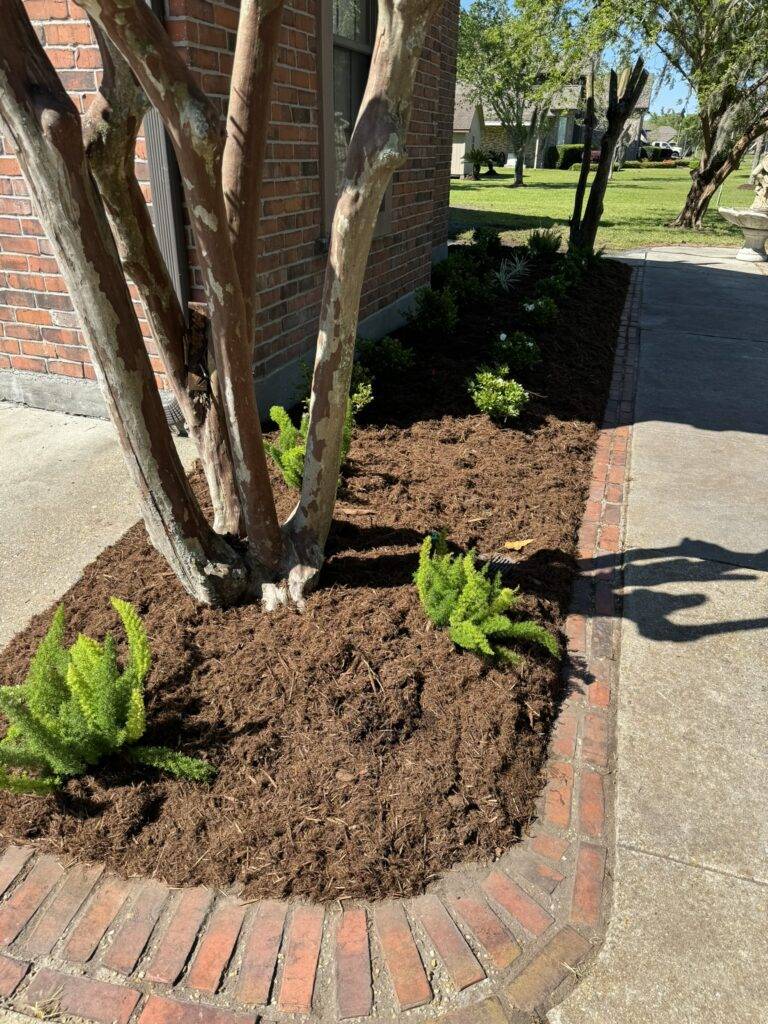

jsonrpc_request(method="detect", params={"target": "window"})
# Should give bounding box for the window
[320,0,390,236]
[332,0,376,193]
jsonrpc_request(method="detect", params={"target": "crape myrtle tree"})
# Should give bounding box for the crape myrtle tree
[569,58,649,253]
[629,0,768,227]
[457,0,573,187]
[0,0,444,610]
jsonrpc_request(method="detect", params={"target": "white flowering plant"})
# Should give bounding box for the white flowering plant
[491,331,541,371]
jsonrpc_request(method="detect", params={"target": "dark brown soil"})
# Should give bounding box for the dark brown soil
[0,256,629,902]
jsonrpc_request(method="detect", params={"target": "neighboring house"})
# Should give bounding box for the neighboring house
[0,0,459,418]
[646,124,679,148]
[451,85,485,177]
[481,75,654,168]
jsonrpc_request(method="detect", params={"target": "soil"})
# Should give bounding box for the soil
[0,255,630,902]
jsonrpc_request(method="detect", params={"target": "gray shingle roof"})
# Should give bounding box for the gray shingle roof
[453,84,482,131]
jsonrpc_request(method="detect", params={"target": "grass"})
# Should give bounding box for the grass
[450,165,752,251]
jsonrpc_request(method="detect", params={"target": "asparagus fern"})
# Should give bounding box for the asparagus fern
[0,600,215,795]
[414,533,558,663]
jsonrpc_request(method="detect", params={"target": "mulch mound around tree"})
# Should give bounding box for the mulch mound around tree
[0,256,630,902]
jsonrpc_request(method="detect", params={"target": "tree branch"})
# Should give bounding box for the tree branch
[281,0,444,604]
[82,22,241,536]
[222,0,287,336]
[0,0,246,604]
[79,0,282,574]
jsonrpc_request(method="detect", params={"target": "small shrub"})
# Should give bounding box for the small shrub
[465,146,487,179]
[491,330,540,370]
[526,228,562,257]
[622,159,642,169]
[407,286,459,338]
[522,295,558,326]
[0,601,215,795]
[356,334,414,382]
[536,274,569,300]
[495,253,530,292]
[432,251,495,309]
[689,157,700,170]
[555,143,584,170]
[468,366,528,421]
[472,225,504,261]
[414,533,558,662]
[265,405,308,489]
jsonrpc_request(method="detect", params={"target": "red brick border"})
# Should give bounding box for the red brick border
[0,265,642,1023]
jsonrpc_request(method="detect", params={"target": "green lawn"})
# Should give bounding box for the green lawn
[450,165,752,251]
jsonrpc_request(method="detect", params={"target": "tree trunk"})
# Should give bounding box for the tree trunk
[0,0,247,606]
[80,0,283,576]
[221,0,286,338]
[569,70,595,251]
[571,61,649,254]
[673,109,768,228]
[277,0,444,607]
[513,147,525,186]
[83,25,241,535]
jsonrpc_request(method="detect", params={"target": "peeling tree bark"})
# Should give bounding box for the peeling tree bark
[82,25,241,535]
[0,0,246,606]
[79,0,283,576]
[222,0,287,338]
[280,0,444,606]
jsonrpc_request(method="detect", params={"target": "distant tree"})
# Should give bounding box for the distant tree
[457,0,576,186]
[630,0,768,226]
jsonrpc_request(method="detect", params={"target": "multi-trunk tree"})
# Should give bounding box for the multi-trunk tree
[569,59,649,253]
[631,0,768,228]
[0,0,444,609]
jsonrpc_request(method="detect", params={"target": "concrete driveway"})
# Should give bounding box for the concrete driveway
[0,404,194,648]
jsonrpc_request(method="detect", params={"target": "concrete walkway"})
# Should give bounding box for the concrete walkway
[551,247,768,1024]
[0,404,194,647]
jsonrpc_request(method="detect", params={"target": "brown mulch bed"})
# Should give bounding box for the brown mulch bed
[0,256,630,902]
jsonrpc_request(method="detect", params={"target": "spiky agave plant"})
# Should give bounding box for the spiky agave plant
[414,533,558,663]
[0,599,215,795]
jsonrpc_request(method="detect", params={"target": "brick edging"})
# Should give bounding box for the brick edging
[0,265,642,1024]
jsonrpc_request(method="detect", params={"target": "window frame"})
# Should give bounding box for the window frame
[319,0,392,242]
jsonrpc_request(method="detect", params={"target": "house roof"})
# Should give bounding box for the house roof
[646,125,678,144]
[482,73,654,127]
[453,84,483,131]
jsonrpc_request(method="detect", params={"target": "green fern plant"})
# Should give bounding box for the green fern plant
[414,533,558,663]
[526,228,562,256]
[265,405,309,489]
[266,377,372,490]
[0,600,215,795]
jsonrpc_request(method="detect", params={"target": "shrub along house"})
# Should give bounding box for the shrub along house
[0,0,459,418]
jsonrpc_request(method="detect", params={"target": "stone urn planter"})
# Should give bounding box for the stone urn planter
[718,154,768,262]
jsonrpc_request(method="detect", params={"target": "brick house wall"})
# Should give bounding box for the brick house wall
[0,0,459,416]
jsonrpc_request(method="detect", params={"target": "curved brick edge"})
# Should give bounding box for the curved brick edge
[0,266,641,1024]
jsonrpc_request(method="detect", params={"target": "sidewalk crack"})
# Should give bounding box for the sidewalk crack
[616,841,768,888]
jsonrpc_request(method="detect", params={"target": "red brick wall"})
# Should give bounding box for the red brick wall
[0,0,459,401]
